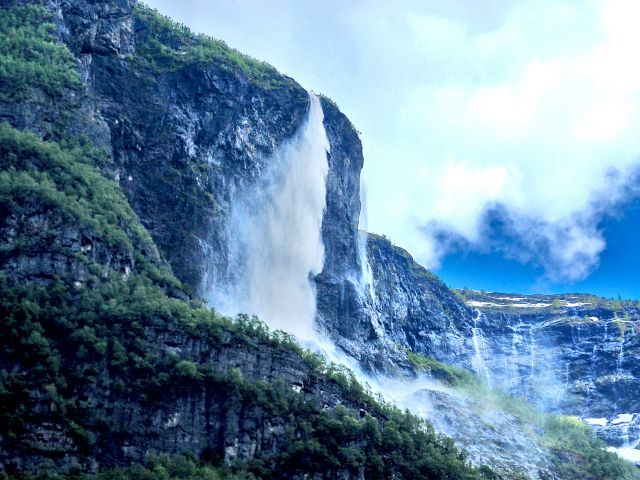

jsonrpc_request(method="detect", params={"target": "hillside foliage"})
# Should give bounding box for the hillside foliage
[133,4,291,89]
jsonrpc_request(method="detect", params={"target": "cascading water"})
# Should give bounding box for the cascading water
[471,310,492,385]
[357,231,376,303]
[507,319,525,395]
[528,323,536,397]
[207,93,329,342]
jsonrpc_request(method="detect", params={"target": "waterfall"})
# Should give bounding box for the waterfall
[357,231,376,303]
[528,323,536,396]
[471,310,492,385]
[207,93,330,342]
[616,320,625,375]
[508,319,524,395]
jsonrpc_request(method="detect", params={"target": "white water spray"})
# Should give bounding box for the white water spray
[471,310,492,385]
[208,93,329,342]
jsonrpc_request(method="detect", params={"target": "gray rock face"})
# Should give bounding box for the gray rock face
[463,290,640,450]
[0,205,134,284]
[320,232,478,374]
[56,0,368,338]
[2,316,373,479]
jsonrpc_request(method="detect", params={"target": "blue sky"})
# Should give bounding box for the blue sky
[147,0,640,299]
[438,195,640,299]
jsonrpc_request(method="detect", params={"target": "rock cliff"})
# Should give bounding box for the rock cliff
[463,290,640,457]
[319,232,478,374]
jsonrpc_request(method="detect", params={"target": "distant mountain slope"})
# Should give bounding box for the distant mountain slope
[457,289,640,455]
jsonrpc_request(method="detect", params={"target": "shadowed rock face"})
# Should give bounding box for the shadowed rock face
[60,0,310,290]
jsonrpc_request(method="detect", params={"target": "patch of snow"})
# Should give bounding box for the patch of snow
[584,417,608,427]
[492,297,526,301]
[565,302,589,307]
[509,303,552,308]
[588,316,599,322]
[467,301,501,307]
[612,413,635,425]
[468,300,554,308]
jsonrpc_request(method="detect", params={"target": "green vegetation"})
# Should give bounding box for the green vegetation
[0,3,81,102]
[453,289,468,303]
[0,120,487,480]
[407,350,477,387]
[96,454,253,480]
[0,269,495,479]
[613,312,630,342]
[133,4,291,89]
[543,416,638,480]
[0,124,156,256]
[0,14,491,473]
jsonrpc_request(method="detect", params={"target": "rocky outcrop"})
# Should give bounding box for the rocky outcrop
[1,317,367,477]
[0,203,134,284]
[320,232,477,373]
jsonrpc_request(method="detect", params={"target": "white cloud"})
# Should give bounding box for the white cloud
[363,0,640,282]
[148,0,640,283]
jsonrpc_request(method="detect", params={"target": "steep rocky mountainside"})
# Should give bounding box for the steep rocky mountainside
[56,0,365,323]
[322,232,478,374]
[462,290,640,452]
[26,0,473,382]
[1,0,638,479]
[51,0,402,373]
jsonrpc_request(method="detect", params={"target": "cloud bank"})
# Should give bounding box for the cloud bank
[148,0,640,283]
